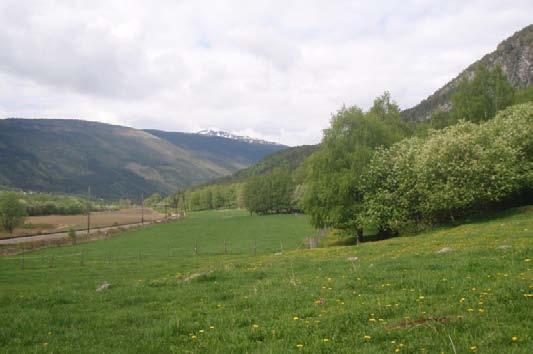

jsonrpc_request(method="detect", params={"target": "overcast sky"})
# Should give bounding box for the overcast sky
[0,1,531,145]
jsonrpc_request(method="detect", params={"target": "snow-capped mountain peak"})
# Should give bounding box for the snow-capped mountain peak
[197,129,282,146]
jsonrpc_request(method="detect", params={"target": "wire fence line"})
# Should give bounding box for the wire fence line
[2,237,322,270]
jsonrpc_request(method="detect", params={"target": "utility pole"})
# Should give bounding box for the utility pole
[141,193,144,225]
[87,185,91,235]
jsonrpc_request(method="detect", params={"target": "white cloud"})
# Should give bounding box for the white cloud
[0,0,531,145]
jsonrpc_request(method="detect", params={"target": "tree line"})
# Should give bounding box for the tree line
[301,64,532,241]
[174,64,532,242]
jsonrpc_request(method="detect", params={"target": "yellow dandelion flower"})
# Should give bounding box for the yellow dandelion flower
[191,335,197,340]
[467,308,474,312]
[296,344,304,348]
[395,349,400,353]
[512,336,518,341]
[323,338,329,342]
[209,326,215,330]
[252,324,259,329]
[363,335,371,341]
[368,318,376,322]
[293,316,299,320]
[470,346,477,352]
[419,296,425,299]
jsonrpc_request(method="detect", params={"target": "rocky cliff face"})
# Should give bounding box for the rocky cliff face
[402,24,533,122]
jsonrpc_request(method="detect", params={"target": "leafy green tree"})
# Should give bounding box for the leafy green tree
[369,91,400,119]
[430,109,455,129]
[302,104,403,242]
[243,176,265,215]
[452,65,514,122]
[243,169,294,215]
[514,85,533,105]
[0,192,27,234]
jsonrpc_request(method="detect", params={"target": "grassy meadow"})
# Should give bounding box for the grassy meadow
[0,208,532,353]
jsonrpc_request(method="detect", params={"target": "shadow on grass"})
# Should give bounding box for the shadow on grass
[327,232,395,246]
[326,205,532,247]
[425,205,533,235]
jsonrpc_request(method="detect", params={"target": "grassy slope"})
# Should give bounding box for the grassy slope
[0,208,531,353]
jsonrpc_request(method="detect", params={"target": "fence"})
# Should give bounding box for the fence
[1,235,324,271]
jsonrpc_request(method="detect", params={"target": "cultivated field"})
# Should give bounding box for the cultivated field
[0,208,164,238]
[0,208,531,353]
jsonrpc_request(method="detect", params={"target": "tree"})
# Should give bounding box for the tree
[0,192,27,234]
[243,169,294,215]
[145,193,162,207]
[430,109,455,129]
[452,65,514,123]
[301,104,403,242]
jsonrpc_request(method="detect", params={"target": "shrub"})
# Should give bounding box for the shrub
[0,192,27,234]
[362,103,533,233]
[68,228,77,244]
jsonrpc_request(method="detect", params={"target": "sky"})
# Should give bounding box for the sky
[0,1,531,146]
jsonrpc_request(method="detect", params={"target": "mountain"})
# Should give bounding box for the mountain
[144,129,286,172]
[0,119,286,199]
[197,129,282,146]
[402,24,533,122]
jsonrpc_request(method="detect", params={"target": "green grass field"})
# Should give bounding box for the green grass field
[0,208,531,353]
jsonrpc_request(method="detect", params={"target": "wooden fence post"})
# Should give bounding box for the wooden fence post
[194,240,198,255]
[224,240,227,254]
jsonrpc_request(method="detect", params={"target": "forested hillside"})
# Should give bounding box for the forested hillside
[402,24,533,121]
[0,119,285,199]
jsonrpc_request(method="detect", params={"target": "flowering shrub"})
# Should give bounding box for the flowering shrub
[361,103,533,233]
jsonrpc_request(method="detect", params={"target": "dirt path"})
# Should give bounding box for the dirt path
[0,220,157,245]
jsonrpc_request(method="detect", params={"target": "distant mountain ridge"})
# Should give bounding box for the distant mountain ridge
[402,24,533,121]
[0,119,286,199]
[197,129,282,146]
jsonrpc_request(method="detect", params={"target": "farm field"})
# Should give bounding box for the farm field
[0,208,531,353]
[0,208,164,239]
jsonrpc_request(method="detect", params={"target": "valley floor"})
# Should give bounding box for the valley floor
[0,208,531,353]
